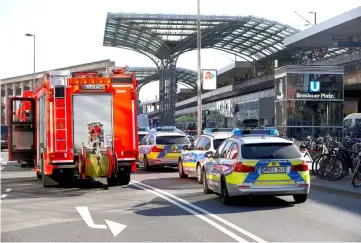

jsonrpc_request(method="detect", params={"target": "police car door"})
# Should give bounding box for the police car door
[183,136,204,173]
[139,135,148,160]
[211,141,233,189]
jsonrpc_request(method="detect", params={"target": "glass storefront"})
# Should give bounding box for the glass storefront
[175,89,274,129]
[275,65,344,140]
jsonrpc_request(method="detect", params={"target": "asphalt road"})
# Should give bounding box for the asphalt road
[1,152,361,242]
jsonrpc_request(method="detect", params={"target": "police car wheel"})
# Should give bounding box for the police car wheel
[221,177,231,205]
[202,169,212,194]
[144,157,151,171]
[293,194,308,203]
[196,164,203,184]
[178,160,188,178]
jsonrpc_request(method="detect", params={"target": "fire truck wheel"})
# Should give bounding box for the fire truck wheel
[107,175,118,187]
[117,169,131,186]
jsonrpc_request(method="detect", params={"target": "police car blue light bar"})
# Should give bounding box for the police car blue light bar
[203,128,234,134]
[150,126,178,132]
[138,127,149,132]
[232,128,279,136]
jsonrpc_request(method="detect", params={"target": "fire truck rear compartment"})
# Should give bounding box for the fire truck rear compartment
[72,94,113,151]
[72,94,113,179]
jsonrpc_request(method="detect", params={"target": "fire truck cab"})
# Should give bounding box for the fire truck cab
[7,67,139,187]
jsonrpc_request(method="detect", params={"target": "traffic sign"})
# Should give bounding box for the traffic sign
[202,69,217,90]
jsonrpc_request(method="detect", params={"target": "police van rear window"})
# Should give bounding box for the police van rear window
[241,143,301,159]
[156,136,190,145]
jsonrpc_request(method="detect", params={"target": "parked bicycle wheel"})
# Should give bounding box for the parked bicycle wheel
[312,153,330,178]
[320,154,346,181]
[352,157,361,187]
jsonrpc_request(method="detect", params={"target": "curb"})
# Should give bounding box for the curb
[311,183,361,198]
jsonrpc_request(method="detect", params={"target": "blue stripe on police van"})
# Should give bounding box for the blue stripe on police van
[156,145,183,159]
[242,160,271,184]
[242,160,303,184]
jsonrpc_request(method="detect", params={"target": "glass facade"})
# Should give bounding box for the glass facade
[176,89,274,129]
[275,69,344,140]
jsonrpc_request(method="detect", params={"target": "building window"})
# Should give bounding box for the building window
[286,101,343,127]
[275,101,287,127]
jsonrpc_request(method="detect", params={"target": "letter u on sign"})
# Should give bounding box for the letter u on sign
[309,81,320,93]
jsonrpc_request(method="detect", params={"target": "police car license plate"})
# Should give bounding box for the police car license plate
[262,167,286,174]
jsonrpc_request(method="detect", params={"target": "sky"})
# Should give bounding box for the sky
[0,0,360,101]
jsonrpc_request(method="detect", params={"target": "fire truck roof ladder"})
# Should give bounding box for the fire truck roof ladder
[54,85,68,153]
[72,72,99,78]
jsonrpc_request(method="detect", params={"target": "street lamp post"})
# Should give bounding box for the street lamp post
[25,33,36,89]
[196,0,202,136]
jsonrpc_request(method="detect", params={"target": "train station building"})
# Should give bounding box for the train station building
[1,7,361,140]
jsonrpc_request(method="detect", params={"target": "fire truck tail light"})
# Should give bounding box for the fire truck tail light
[122,151,138,157]
[49,152,67,158]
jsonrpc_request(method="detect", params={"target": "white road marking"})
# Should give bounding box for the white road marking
[0,166,4,171]
[75,206,107,229]
[131,180,267,243]
[1,218,82,233]
[1,194,7,198]
[75,206,127,237]
[5,189,11,192]
[130,181,249,243]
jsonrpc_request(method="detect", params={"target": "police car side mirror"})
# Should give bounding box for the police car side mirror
[182,145,189,150]
[300,144,306,150]
[205,151,214,158]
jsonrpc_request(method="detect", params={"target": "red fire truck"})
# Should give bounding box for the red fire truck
[8,67,139,187]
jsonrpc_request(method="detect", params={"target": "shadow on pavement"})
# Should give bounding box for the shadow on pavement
[134,176,201,190]
[1,177,109,200]
[308,188,361,216]
[134,167,178,174]
[131,191,294,217]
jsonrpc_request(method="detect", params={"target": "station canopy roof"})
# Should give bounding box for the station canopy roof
[128,66,197,89]
[103,12,300,62]
[283,6,361,58]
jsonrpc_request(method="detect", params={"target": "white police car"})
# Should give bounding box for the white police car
[139,126,191,171]
[178,128,233,183]
[202,128,310,205]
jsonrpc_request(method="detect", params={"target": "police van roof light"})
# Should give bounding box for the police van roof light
[232,128,279,136]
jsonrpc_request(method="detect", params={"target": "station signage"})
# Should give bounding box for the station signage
[295,80,334,99]
[295,93,335,99]
[202,69,217,90]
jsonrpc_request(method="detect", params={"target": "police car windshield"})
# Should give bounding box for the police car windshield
[138,134,146,142]
[241,143,301,159]
[156,136,190,145]
[213,139,226,149]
